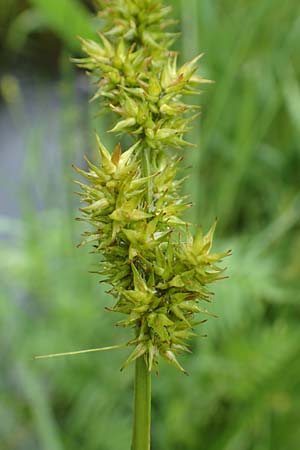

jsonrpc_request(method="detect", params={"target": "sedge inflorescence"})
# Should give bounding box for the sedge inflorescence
[74,0,230,374]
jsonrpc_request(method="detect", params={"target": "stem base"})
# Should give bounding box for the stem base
[132,356,151,450]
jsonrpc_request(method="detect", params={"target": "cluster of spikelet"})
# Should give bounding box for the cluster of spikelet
[74,0,230,373]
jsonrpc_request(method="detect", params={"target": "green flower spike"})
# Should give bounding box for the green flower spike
[72,134,230,374]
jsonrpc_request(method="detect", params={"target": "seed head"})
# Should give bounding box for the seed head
[73,0,230,373]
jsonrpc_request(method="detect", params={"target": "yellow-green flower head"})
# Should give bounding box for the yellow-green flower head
[74,1,212,151]
[75,136,231,373]
[96,0,177,50]
[73,0,230,374]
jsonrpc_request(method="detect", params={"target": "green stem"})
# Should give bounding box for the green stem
[132,356,151,450]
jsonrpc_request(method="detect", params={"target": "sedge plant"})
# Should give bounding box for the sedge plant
[36,1,230,449]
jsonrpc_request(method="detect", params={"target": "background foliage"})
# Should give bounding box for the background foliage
[1,0,300,449]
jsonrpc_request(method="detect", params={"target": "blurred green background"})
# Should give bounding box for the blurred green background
[1,0,300,449]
